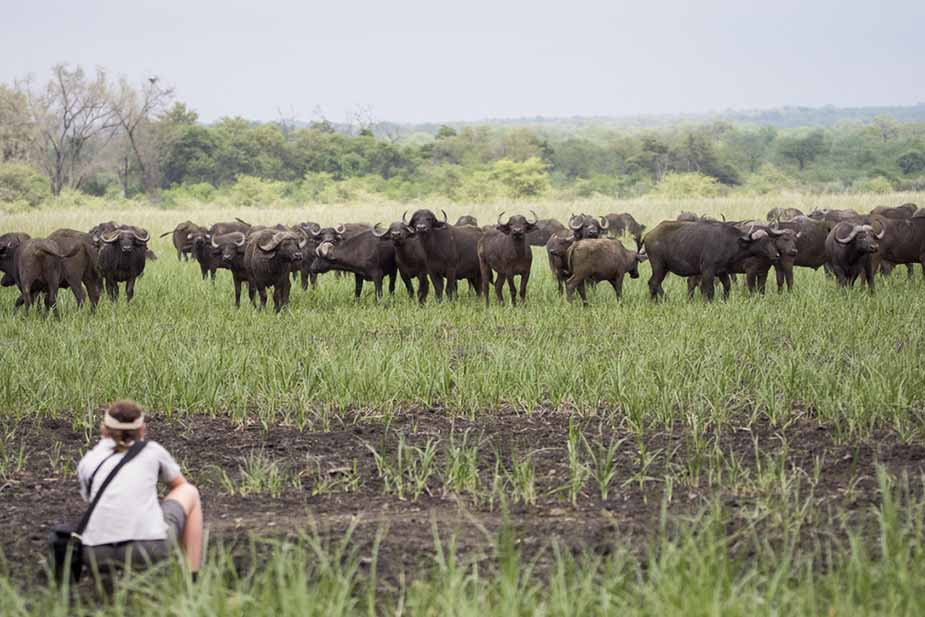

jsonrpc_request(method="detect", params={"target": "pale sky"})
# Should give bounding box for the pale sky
[3,0,923,124]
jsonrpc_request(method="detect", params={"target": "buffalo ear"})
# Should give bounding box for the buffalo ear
[498,224,512,235]
[433,221,447,229]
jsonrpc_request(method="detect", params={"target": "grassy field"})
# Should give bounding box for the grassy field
[1,192,925,615]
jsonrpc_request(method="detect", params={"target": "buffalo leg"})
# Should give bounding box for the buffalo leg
[906,263,915,279]
[416,275,429,305]
[400,273,414,300]
[20,287,32,313]
[610,276,624,299]
[233,275,242,307]
[494,275,506,305]
[701,271,716,301]
[430,273,445,302]
[446,269,458,301]
[300,269,309,291]
[387,271,397,296]
[272,286,283,312]
[647,261,668,301]
[745,270,757,293]
[863,261,876,293]
[13,296,24,312]
[718,273,732,300]
[373,276,384,301]
[65,273,86,308]
[518,271,530,305]
[506,275,517,306]
[105,279,119,303]
[354,274,364,301]
[257,285,268,309]
[126,277,136,302]
[687,276,699,299]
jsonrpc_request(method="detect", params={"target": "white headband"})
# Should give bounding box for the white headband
[104,412,145,431]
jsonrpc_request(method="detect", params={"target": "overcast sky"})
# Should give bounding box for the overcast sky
[3,0,923,124]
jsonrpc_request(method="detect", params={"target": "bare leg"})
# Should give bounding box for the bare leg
[163,483,203,573]
[518,271,530,304]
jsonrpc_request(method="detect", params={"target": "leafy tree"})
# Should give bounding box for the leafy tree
[491,156,550,198]
[777,129,827,171]
[897,150,925,175]
[435,125,457,140]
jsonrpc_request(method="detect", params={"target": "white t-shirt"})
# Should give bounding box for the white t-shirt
[76,438,181,546]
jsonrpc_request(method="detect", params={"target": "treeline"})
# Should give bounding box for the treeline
[2,65,925,209]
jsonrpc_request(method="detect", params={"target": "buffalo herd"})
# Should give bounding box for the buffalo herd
[0,204,922,313]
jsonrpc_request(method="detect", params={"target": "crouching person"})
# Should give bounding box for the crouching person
[78,400,203,582]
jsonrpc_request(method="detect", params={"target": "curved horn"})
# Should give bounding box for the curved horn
[568,214,583,231]
[402,210,409,225]
[131,229,150,243]
[309,223,321,237]
[258,231,285,252]
[371,223,388,238]
[874,225,886,240]
[101,231,120,244]
[211,236,219,248]
[231,232,246,247]
[528,210,538,224]
[334,224,346,235]
[768,226,785,236]
[599,216,609,230]
[440,209,448,224]
[835,224,861,245]
[497,211,506,226]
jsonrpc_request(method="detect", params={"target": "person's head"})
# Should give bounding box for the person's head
[101,400,146,452]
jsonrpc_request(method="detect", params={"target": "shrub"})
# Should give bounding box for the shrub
[0,162,51,206]
[491,157,550,199]
[228,175,286,207]
[653,172,724,198]
[857,176,894,194]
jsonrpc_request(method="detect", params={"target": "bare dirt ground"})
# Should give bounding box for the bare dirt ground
[2,408,924,589]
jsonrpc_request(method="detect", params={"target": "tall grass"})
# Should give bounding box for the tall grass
[4,472,925,616]
[1,193,924,437]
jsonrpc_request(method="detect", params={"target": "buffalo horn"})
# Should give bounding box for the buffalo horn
[232,232,246,247]
[440,209,448,224]
[132,229,150,243]
[402,210,409,224]
[371,223,388,238]
[334,224,346,235]
[599,216,609,230]
[528,210,538,225]
[211,236,219,248]
[568,214,582,231]
[871,220,886,239]
[101,231,120,244]
[497,211,506,226]
[258,231,284,252]
[834,224,861,244]
[309,223,321,237]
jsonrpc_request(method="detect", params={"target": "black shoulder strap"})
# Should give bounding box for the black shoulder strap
[85,452,118,497]
[76,440,149,536]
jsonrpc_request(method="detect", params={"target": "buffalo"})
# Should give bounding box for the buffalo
[292,222,322,290]
[0,232,31,290]
[825,221,883,291]
[310,225,409,301]
[871,203,917,219]
[0,235,79,314]
[97,226,151,302]
[406,209,460,300]
[565,238,647,305]
[159,221,205,261]
[244,229,306,311]
[568,213,607,240]
[689,224,798,295]
[526,218,566,247]
[643,221,782,301]
[766,207,805,222]
[868,204,919,277]
[48,229,102,310]
[603,212,646,243]
[808,208,859,223]
[771,216,831,292]
[455,215,478,227]
[373,222,430,304]
[546,229,576,295]
[869,216,925,282]
[209,219,251,237]
[478,212,537,306]
[210,232,250,306]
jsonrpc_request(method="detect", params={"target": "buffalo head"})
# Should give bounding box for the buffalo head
[259,231,306,262]
[738,225,781,264]
[407,209,448,235]
[372,221,415,246]
[834,223,884,254]
[568,213,607,239]
[101,227,150,254]
[211,232,247,264]
[497,211,538,240]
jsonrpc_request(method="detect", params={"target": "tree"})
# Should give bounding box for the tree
[435,125,457,140]
[19,65,119,195]
[897,150,925,175]
[110,75,174,195]
[0,85,32,162]
[777,129,826,171]
[870,115,899,143]
[491,156,550,198]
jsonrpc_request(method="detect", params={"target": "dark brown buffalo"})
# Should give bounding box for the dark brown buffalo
[526,218,566,246]
[455,215,478,227]
[184,226,218,281]
[772,216,831,291]
[373,222,430,304]
[0,236,79,314]
[870,216,925,281]
[766,207,804,222]
[244,229,306,311]
[48,229,102,310]
[565,238,647,305]
[97,226,151,302]
[808,208,860,223]
[0,233,30,290]
[210,232,250,306]
[311,226,408,301]
[871,203,917,219]
[568,213,608,240]
[689,225,798,295]
[159,221,204,261]
[825,221,884,291]
[209,219,251,237]
[545,229,575,295]
[478,212,537,306]
[406,209,460,300]
[603,212,646,243]
[643,221,782,301]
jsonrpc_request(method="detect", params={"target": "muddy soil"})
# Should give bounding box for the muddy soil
[2,408,924,589]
